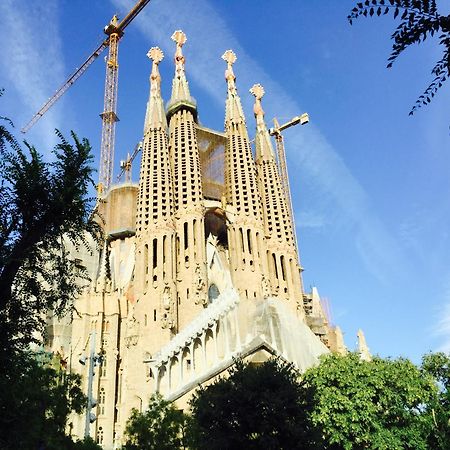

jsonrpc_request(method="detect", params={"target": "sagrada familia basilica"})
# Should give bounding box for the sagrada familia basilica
[47,30,368,449]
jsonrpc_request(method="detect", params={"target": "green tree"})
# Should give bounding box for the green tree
[0,91,100,357]
[190,358,310,450]
[0,91,101,449]
[301,352,437,450]
[0,350,101,450]
[348,0,450,115]
[122,393,190,450]
[421,352,450,448]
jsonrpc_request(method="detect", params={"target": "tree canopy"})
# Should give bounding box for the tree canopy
[122,394,190,450]
[348,0,450,115]
[0,91,101,449]
[0,90,100,357]
[301,352,438,449]
[120,353,450,449]
[0,350,101,450]
[190,358,309,450]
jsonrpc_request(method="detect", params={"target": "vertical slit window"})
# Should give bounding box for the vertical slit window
[184,222,189,250]
[280,255,286,281]
[272,253,279,279]
[152,238,158,283]
[247,229,252,254]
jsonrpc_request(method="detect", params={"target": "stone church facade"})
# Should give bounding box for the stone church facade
[47,31,347,449]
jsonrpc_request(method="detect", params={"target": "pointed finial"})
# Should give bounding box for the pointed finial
[147,47,164,93]
[147,46,164,64]
[222,50,237,84]
[250,83,265,119]
[172,30,187,72]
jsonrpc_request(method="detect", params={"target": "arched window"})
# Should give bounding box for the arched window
[208,284,220,303]
[100,355,107,378]
[97,426,104,444]
[99,387,106,415]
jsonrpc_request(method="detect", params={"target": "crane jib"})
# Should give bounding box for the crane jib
[21,0,152,134]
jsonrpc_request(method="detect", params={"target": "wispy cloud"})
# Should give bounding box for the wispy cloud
[0,0,66,152]
[111,0,410,285]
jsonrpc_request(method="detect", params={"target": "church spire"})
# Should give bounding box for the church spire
[135,46,177,347]
[167,30,197,120]
[167,30,208,327]
[143,47,166,135]
[249,83,276,161]
[251,83,303,313]
[222,50,246,127]
[221,50,267,301]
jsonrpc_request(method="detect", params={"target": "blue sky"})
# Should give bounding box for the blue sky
[1,0,449,362]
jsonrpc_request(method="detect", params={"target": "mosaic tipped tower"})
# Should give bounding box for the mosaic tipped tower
[250,84,304,314]
[167,31,208,327]
[222,50,268,300]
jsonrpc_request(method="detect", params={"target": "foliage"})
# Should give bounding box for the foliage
[0,350,101,450]
[348,0,450,114]
[189,358,310,450]
[421,352,450,448]
[0,92,100,357]
[301,352,437,450]
[122,393,190,450]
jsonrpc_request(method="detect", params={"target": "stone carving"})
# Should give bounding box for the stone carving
[125,314,139,348]
[193,264,207,306]
[261,274,271,299]
[147,46,164,64]
[171,30,187,72]
[161,285,175,330]
[222,50,237,86]
[250,83,265,118]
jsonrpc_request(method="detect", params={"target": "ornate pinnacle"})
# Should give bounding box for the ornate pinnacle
[147,47,164,93]
[172,30,187,71]
[250,83,265,118]
[147,46,164,64]
[222,50,237,83]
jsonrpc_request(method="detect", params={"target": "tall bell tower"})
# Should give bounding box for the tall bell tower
[250,84,304,315]
[222,50,268,300]
[167,31,208,329]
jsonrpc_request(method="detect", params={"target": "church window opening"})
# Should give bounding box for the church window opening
[152,238,158,282]
[100,356,107,377]
[154,309,157,322]
[184,222,189,250]
[247,229,252,254]
[272,253,279,279]
[280,255,286,281]
[144,244,149,276]
[97,427,104,445]
[208,284,220,303]
[99,388,106,415]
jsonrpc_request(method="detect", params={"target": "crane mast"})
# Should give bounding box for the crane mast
[269,113,309,254]
[20,0,152,195]
[98,16,122,195]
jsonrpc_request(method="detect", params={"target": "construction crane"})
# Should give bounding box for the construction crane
[117,141,142,183]
[21,0,152,194]
[269,113,309,253]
